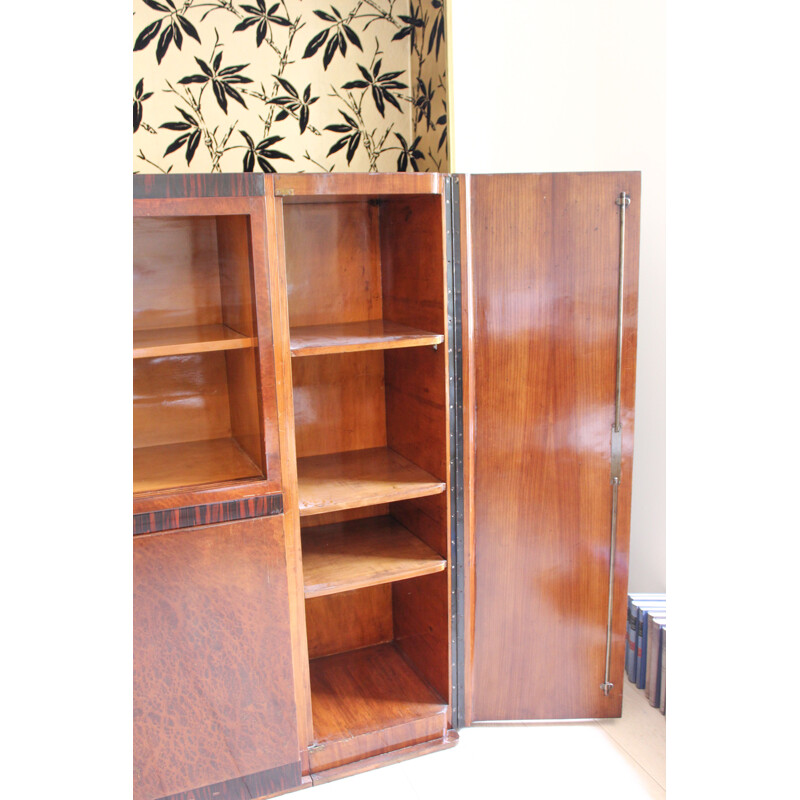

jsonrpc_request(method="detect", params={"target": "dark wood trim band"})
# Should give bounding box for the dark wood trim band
[133,494,283,535]
[154,761,302,800]
[133,174,266,199]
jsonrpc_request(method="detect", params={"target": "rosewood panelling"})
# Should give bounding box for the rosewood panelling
[153,763,303,800]
[133,494,283,535]
[134,173,266,199]
[133,516,301,800]
[467,172,640,721]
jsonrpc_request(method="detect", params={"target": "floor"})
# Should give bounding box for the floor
[310,679,666,799]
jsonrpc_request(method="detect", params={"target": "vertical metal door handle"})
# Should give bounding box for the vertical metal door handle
[601,191,631,696]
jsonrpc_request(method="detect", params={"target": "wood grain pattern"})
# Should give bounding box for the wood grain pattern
[309,730,458,785]
[152,762,303,800]
[133,516,301,800]
[290,320,443,357]
[466,172,640,721]
[133,324,255,358]
[304,584,393,660]
[308,642,447,772]
[297,447,445,516]
[291,351,386,459]
[134,173,266,199]
[283,201,382,328]
[301,516,446,597]
[133,437,263,494]
[274,172,444,199]
[133,494,283,535]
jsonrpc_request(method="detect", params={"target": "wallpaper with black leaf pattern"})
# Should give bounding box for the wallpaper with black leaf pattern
[133,0,448,174]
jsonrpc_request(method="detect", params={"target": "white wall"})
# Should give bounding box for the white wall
[450,0,666,592]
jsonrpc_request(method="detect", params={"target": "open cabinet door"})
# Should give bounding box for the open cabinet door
[463,172,640,722]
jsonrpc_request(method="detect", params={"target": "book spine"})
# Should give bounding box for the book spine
[646,616,662,705]
[626,597,637,681]
[636,607,648,689]
[659,626,666,714]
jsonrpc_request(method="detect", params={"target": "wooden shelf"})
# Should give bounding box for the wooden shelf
[134,437,262,494]
[309,642,447,746]
[290,320,443,357]
[297,447,445,516]
[302,516,446,598]
[133,324,256,359]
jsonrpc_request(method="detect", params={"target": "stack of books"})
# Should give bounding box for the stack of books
[626,593,666,714]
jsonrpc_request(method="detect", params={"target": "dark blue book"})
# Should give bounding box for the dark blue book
[627,594,665,684]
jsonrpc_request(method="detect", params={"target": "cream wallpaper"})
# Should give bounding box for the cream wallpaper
[133,0,448,174]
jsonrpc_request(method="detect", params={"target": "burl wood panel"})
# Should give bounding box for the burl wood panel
[467,172,640,721]
[133,516,302,800]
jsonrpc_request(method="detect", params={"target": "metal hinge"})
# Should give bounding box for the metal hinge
[275,187,295,196]
[307,742,325,753]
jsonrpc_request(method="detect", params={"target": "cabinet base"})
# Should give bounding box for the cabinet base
[310,730,459,786]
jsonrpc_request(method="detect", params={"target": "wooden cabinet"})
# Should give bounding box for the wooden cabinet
[132,171,640,797]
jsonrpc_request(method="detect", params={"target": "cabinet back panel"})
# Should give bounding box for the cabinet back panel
[380,197,446,335]
[283,202,383,327]
[292,351,386,459]
[133,216,223,331]
[133,352,233,448]
[305,584,393,659]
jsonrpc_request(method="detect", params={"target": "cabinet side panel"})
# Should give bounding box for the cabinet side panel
[133,516,302,800]
[468,172,640,721]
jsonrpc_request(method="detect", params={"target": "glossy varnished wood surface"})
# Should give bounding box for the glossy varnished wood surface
[290,320,443,357]
[134,173,266,199]
[133,516,301,800]
[133,437,262,494]
[308,642,447,772]
[301,516,446,597]
[274,172,444,199]
[133,324,255,359]
[296,447,446,516]
[304,584,393,660]
[133,494,283,536]
[467,172,640,721]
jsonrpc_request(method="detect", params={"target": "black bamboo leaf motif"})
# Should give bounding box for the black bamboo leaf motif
[234,1,291,47]
[178,56,253,114]
[395,133,424,172]
[427,2,445,58]
[240,131,294,172]
[159,106,202,165]
[324,111,361,165]
[303,6,362,70]
[267,77,319,134]
[134,1,201,62]
[133,79,154,133]
[342,62,407,118]
[393,4,424,48]
[414,77,434,130]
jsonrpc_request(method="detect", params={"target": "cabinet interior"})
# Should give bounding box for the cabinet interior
[133,215,265,495]
[283,194,451,765]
